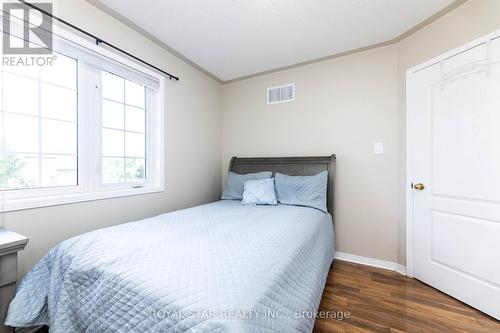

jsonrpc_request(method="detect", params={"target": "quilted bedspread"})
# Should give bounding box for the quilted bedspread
[6,200,334,333]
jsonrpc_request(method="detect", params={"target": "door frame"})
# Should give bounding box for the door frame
[405,28,500,278]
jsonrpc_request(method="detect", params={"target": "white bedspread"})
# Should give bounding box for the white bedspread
[6,200,334,332]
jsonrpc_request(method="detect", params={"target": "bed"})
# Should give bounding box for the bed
[6,156,336,333]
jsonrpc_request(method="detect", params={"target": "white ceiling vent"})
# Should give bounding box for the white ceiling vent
[267,83,295,105]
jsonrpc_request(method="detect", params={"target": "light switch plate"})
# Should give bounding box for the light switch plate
[374,142,384,155]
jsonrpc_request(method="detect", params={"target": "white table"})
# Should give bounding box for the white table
[0,228,28,333]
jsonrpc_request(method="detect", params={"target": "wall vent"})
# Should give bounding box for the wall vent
[267,83,295,105]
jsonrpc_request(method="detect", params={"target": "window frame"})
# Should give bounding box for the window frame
[0,30,165,212]
[95,71,152,190]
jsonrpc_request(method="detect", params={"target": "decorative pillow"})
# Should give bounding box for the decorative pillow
[241,178,277,206]
[221,171,273,200]
[274,171,328,212]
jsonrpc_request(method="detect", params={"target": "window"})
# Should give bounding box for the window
[1,54,78,190]
[0,36,165,212]
[101,72,146,185]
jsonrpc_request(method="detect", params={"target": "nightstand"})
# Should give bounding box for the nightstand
[0,228,28,333]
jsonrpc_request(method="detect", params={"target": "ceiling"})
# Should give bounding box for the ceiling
[92,0,456,82]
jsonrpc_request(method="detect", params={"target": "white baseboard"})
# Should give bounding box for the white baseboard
[334,251,407,276]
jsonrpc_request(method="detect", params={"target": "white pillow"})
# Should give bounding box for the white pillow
[241,178,277,206]
[221,171,272,200]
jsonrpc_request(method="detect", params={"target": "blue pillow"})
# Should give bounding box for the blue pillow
[221,171,273,200]
[274,171,328,212]
[241,178,278,206]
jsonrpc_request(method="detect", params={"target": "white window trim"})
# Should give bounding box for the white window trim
[0,26,165,213]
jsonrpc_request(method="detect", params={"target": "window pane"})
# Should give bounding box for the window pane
[102,72,124,102]
[102,157,124,184]
[0,154,39,190]
[41,154,77,187]
[102,128,124,157]
[41,119,77,154]
[40,53,77,89]
[100,71,149,185]
[125,132,145,158]
[41,83,77,121]
[3,113,38,153]
[102,99,124,129]
[9,32,23,48]
[125,106,145,133]
[2,72,38,115]
[2,61,40,80]
[125,80,145,108]
[126,158,145,182]
[0,51,78,191]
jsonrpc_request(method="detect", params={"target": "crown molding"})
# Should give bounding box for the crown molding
[86,0,223,83]
[87,0,467,84]
[223,0,468,84]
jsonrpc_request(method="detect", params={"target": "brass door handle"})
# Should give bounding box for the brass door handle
[413,183,425,191]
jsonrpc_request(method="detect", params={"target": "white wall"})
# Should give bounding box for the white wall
[4,0,222,277]
[222,0,500,265]
[222,45,400,263]
[7,0,500,276]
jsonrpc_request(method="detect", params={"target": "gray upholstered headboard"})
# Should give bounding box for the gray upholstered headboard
[228,155,336,215]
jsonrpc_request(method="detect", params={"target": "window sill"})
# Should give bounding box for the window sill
[0,186,165,213]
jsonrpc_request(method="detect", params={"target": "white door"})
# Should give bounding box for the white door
[408,32,500,320]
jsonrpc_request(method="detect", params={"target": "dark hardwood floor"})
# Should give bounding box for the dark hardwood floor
[33,260,498,332]
[313,260,500,333]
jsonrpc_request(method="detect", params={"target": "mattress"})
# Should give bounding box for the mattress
[6,200,335,332]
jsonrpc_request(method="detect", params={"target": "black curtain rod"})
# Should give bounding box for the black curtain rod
[19,0,180,81]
